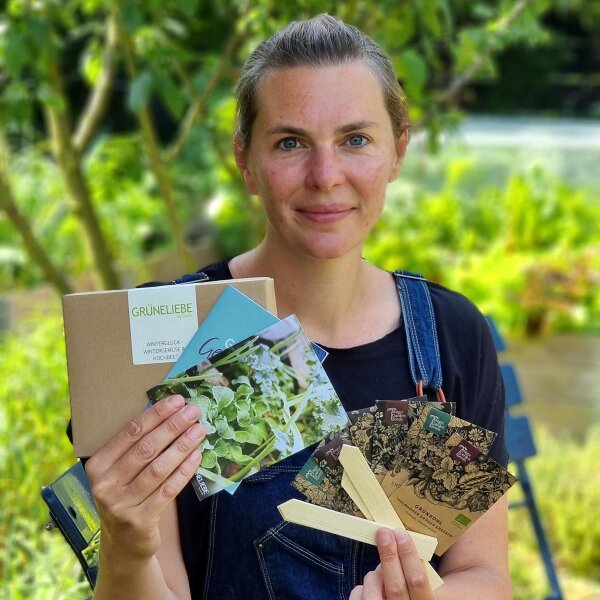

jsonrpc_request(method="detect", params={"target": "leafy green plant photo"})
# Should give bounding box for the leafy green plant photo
[147,315,348,498]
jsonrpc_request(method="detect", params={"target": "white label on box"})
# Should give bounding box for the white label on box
[128,286,198,365]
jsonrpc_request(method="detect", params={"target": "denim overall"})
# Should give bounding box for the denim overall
[200,271,444,600]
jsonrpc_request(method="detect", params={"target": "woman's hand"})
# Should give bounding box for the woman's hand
[84,395,205,562]
[350,528,436,600]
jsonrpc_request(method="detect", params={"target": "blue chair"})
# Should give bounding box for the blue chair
[486,317,563,600]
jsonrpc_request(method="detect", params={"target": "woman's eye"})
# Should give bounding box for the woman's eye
[278,138,300,150]
[346,135,368,147]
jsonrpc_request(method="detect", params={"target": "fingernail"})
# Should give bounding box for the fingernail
[377,528,393,545]
[188,423,205,440]
[169,395,185,408]
[394,529,409,546]
[190,449,202,462]
[183,404,199,419]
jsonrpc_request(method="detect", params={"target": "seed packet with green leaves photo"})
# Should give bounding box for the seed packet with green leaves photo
[380,404,494,497]
[147,315,349,500]
[388,430,516,555]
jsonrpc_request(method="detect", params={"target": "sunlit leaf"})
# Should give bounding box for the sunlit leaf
[128,70,154,112]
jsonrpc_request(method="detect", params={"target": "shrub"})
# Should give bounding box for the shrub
[508,425,600,598]
[0,315,89,599]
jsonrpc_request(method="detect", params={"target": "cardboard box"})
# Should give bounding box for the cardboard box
[63,278,276,457]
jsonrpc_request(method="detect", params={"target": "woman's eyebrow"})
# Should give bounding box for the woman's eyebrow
[266,125,308,136]
[336,121,380,134]
[266,121,380,136]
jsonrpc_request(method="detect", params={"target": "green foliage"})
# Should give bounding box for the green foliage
[1,0,576,293]
[509,425,600,598]
[0,316,89,599]
[0,152,85,288]
[0,138,173,289]
[363,158,600,336]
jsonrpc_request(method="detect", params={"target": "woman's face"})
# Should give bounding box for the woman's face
[234,62,407,261]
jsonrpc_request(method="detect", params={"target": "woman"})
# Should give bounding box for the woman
[84,15,511,600]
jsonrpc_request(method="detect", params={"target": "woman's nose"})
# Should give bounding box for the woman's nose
[304,147,345,192]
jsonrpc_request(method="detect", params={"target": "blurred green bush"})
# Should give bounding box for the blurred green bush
[0,316,89,599]
[363,159,600,336]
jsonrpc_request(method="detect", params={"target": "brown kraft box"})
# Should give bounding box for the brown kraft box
[63,277,276,457]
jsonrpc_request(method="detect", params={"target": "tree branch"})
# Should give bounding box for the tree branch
[72,10,120,155]
[118,23,195,272]
[163,22,245,163]
[0,140,73,296]
[44,58,120,290]
[438,0,532,106]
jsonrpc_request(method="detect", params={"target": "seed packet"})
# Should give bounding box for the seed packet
[148,315,349,501]
[346,405,378,462]
[380,405,494,497]
[388,431,516,555]
[292,432,360,515]
[371,399,455,492]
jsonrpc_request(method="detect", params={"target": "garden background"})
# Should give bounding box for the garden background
[0,1,599,598]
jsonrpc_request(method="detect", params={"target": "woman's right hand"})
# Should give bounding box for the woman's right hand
[84,395,205,561]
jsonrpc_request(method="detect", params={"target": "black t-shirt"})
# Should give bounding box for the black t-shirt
[176,260,508,597]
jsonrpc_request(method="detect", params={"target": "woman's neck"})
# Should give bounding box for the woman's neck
[228,241,400,348]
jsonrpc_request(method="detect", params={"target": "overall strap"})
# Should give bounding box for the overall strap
[393,270,445,402]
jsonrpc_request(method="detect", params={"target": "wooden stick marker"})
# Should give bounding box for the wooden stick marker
[338,444,444,590]
[277,499,437,562]
[341,472,374,520]
[339,445,404,528]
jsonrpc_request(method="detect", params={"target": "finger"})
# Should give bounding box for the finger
[353,569,385,600]
[376,528,409,600]
[113,402,201,483]
[142,446,203,514]
[87,395,186,474]
[128,421,206,502]
[394,530,435,599]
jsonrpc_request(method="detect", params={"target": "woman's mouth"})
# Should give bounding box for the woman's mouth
[297,206,354,224]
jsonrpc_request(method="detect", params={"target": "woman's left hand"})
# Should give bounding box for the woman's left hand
[349,528,436,600]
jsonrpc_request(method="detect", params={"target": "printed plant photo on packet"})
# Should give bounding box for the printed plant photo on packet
[147,315,349,500]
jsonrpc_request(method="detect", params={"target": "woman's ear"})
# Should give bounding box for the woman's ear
[389,128,410,182]
[233,136,258,195]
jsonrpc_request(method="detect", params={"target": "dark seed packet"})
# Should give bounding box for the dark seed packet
[346,405,378,463]
[389,431,516,555]
[380,404,493,497]
[292,432,360,515]
[371,399,455,489]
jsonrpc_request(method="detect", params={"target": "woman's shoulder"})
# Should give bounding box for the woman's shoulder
[424,279,491,343]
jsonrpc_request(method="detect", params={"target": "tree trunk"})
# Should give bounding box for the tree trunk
[120,30,194,273]
[0,143,73,295]
[44,60,121,290]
